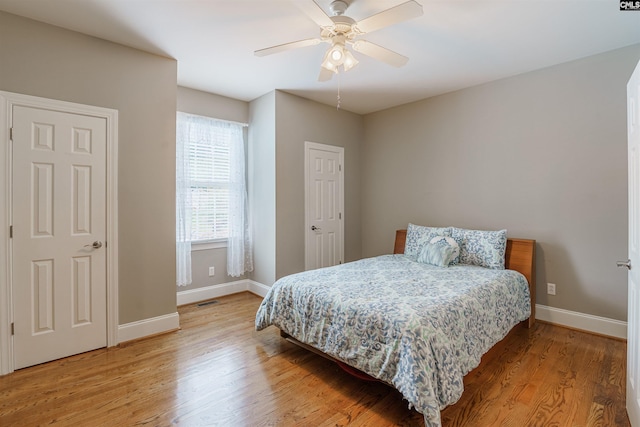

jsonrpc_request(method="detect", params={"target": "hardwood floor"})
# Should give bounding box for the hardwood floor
[0,292,629,426]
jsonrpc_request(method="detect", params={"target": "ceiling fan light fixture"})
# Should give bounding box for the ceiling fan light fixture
[321,37,358,73]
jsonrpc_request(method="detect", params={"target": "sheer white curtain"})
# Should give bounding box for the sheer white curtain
[227,125,253,277]
[176,112,192,286]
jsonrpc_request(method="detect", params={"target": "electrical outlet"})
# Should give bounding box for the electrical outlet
[547,283,556,295]
[208,267,215,277]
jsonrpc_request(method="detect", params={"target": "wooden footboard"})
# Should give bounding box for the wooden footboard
[394,229,536,327]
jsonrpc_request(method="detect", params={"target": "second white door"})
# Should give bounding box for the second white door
[12,105,107,369]
[627,58,640,427]
[305,142,344,270]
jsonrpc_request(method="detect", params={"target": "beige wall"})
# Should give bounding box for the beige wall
[249,92,277,286]
[274,91,363,280]
[362,44,640,321]
[0,12,178,324]
[248,90,363,286]
[177,86,249,124]
[176,86,250,292]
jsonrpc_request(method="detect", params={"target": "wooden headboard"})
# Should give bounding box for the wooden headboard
[393,229,536,328]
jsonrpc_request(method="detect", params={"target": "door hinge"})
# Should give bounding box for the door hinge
[339,164,342,172]
[11,323,14,336]
[9,127,13,141]
[339,213,342,220]
[9,225,13,238]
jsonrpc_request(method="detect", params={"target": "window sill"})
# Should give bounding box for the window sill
[191,240,227,251]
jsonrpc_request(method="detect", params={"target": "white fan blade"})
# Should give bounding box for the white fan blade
[318,67,335,82]
[355,1,423,34]
[254,38,321,56]
[352,40,409,67]
[292,0,334,28]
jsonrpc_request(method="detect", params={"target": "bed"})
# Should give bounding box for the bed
[256,227,536,427]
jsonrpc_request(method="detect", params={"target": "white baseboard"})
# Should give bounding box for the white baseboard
[248,280,270,298]
[118,311,180,344]
[116,280,270,345]
[177,279,270,306]
[536,304,627,339]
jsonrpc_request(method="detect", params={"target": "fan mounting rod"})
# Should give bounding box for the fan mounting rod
[329,1,349,16]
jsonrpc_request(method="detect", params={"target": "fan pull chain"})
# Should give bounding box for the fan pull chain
[336,71,342,110]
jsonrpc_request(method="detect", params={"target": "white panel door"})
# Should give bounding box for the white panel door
[12,105,107,369]
[627,59,640,427]
[305,142,344,270]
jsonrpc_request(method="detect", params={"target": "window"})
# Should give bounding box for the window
[177,113,237,242]
[176,112,252,285]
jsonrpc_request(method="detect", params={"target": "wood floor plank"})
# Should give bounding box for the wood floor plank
[0,292,629,426]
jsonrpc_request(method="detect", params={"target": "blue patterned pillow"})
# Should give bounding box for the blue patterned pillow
[450,227,508,269]
[404,223,451,261]
[417,242,456,267]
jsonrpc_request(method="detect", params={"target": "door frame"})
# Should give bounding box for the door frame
[0,91,119,375]
[304,141,344,270]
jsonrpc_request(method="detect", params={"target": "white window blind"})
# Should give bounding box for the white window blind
[178,113,238,242]
[189,128,231,241]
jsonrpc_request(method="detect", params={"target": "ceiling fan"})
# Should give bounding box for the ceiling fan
[254,0,423,81]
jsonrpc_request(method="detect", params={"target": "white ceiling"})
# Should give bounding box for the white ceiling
[1,0,639,114]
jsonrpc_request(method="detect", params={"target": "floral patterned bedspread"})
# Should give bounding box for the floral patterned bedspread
[255,254,531,426]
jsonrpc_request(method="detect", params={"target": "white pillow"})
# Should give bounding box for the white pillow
[417,242,456,267]
[429,235,460,265]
